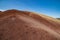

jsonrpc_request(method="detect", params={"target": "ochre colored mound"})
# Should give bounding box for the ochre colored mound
[0,9,60,40]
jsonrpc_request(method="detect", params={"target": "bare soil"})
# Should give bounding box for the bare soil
[0,10,60,40]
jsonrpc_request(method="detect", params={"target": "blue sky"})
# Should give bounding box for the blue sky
[0,0,60,18]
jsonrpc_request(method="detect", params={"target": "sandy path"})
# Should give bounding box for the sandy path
[17,15,60,39]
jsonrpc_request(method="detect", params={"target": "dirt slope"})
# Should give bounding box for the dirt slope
[0,9,60,40]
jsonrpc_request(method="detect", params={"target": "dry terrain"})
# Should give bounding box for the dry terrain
[0,9,60,40]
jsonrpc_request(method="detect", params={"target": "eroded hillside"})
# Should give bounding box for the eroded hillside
[0,9,60,40]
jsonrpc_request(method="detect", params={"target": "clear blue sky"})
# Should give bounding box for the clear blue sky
[0,0,60,18]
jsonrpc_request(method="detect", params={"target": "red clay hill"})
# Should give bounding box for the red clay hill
[0,9,60,40]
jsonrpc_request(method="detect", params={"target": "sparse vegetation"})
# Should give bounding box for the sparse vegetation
[56,18,60,20]
[57,18,60,20]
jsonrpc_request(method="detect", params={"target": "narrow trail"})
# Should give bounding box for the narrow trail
[17,15,60,39]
